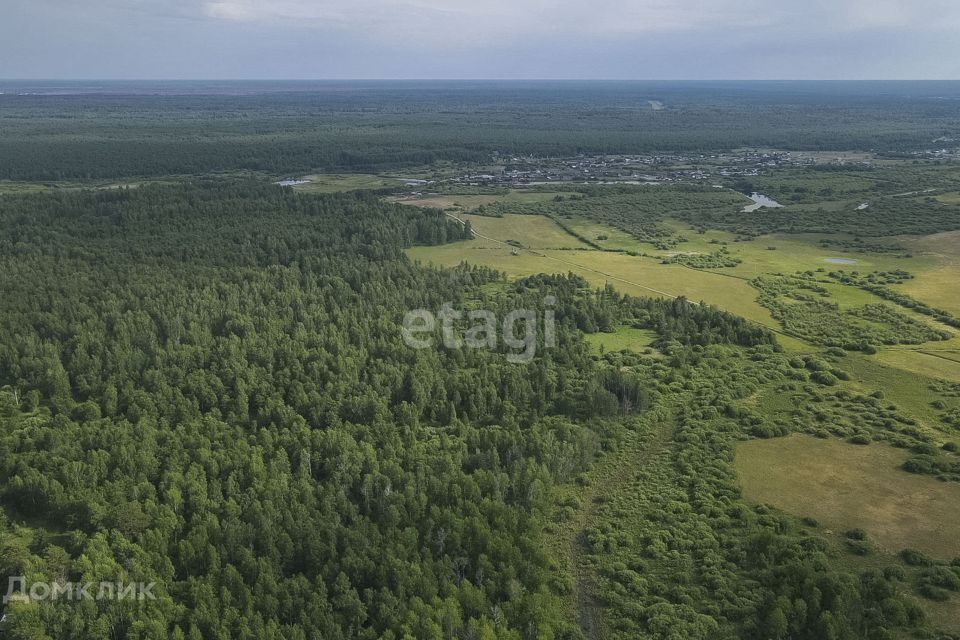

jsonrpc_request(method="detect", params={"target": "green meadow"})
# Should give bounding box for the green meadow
[735,435,960,559]
[406,193,960,369]
[290,173,407,192]
[390,189,567,213]
[583,326,658,354]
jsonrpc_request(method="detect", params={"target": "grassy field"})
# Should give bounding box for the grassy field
[658,221,933,278]
[565,215,929,276]
[901,231,960,316]
[574,217,954,326]
[405,188,960,376]
[875,349,960,383]
[393,190,566,213]
[0,180,51,195]
[290,173,407,193]
[0,179,174,195]
[840,353,960,435]
[459,213,591,249]
[735,435,960,559]
[563,216,653,253]
[543,249,780,323]
[725,235,929,278]
[583,326,658,354]
[935,192,960,205]
[409,239,781,326]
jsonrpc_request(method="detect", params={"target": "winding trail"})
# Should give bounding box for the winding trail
[555,414,676,638]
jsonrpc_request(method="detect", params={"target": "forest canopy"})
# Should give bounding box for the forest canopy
[0,182,949,638]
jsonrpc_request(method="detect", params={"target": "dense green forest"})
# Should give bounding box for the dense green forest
[2,81,960,638]
[0,184,748,637]
[3,81,960,180]
[2,183,950,638]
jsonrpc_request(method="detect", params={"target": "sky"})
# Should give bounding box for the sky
[2,0,959,80]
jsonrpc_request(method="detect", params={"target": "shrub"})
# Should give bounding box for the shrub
[920,566,960,591]
[812,371,839,386]
[902,457,934,474]
[883,566,906,581]
[919,584,950,601]
[912,443,938,456]
[845,539,872,555]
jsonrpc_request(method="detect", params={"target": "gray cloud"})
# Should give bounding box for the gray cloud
[1,0,959,78]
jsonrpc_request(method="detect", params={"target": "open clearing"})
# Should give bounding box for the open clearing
[655,224,933,280]
[290,173,406,192]
[406,194,960,374]
[875,349,960,383]
[0,181,51,195]
[584,326,658,354]
[409,240,779,327]
[408,210,781,324]
[392,190,565,212]
[935,192,960,205]
[901,230,960,317]
[457,213,591,249]
[735,435,960,559]
[840,353,960,437]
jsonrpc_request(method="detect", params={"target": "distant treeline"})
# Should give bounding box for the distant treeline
[3,81,960,180]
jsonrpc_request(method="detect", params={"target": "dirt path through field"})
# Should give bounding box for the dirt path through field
[547,413,675,638]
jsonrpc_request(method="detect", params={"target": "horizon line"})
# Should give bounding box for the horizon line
[4,78,960,83]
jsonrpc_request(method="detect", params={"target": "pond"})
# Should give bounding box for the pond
[824,257,858,264]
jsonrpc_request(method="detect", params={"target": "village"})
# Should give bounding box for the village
[435,149,875,188]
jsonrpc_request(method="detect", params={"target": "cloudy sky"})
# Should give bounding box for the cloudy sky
[2,0,959,79]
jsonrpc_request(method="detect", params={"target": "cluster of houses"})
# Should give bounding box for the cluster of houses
[439,151,840,187]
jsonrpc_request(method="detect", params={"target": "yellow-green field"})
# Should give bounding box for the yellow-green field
[0,181,51,195]
[735,435,960,559]
[901,231,960,317]
[584,327,658,354]
[720,234,932,280]
[563,216,650,252]
[542,249,780,324]
[875,349,960,383]
[458,213,591,249]
[392,190,565,213]
[409,238,780,327]
[291,174,406,193]
[0,179,173,195]
[404,190,960,373]
[840,353,960,438]
[564,217,932,278]
[935,192,960,205]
